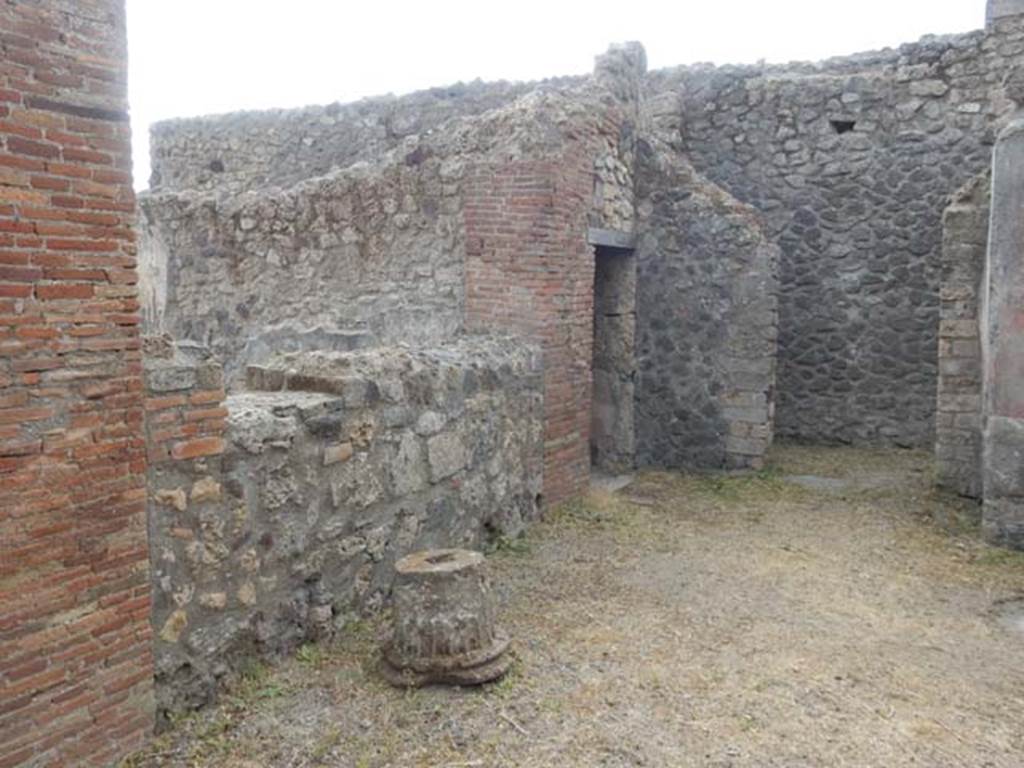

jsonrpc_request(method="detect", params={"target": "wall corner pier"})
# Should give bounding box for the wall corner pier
[0,1,154,766]
[982,116,1024,548]
[988,0,1024,27]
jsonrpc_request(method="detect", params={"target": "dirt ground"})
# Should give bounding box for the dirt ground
[125,445,1024,768]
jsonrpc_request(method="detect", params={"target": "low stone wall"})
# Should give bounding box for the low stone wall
[936,172,990,498]
[145,335,542,721]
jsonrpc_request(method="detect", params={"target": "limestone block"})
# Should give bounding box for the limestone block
[191,477,222,503]
[415,411,445,436]
[323,442,354,466]
[199,593,227,610]
[390,432,427,496]
[155,488,188,512]
[159,609,188,643]
[427,432,468,482]
[147,366,197,393]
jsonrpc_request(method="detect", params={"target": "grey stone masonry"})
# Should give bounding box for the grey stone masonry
[148,78,580,194]
[139,148,468,385]
[936,172,990,498]
[147,334,542,721]
[652,18,1024,447]
[633,135,779,470]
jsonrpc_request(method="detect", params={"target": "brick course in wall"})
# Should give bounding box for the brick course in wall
[464,149,595,507]
[0,1,153,766]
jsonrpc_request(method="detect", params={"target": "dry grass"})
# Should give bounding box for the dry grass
[123,444,1024,767]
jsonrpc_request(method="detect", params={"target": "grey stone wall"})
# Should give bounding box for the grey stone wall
[139,150,468,385]
[590,43,644,234]
[147,335,542,721]
[936,172,990,498]
[633,134,779,470]
[149,78,580,194]
[651,20,1024,446]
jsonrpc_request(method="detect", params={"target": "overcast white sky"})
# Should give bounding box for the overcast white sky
[126,1,983,190]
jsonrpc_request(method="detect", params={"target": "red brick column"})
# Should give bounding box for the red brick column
[0,2,153,766]
[464,146,595,507]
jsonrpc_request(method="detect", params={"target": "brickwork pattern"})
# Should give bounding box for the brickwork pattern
[464,150,595,507]
[0,1,153,766]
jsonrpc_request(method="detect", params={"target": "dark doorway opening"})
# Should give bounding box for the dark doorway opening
[591,245,637,473]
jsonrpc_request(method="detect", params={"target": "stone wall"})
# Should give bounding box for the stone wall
[148,78,579,194]
[143,48,643,507]
[0,2,154,767]
[143,338,228,720]
[633,135,779,470]
[652,19,1024,446]
[936,172,990,498]
[145,335,542,721]
[139,150,467,384]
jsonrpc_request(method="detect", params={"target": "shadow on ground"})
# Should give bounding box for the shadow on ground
[124,444,1024,767]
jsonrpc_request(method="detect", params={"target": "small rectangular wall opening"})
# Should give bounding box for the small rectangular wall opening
[591,245,637,473]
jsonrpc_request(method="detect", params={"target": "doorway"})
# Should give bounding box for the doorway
[591,245,637,473]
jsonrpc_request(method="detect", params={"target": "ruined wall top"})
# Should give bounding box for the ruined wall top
[989,0,1024,27]
[149,76,582,194]
[648,26,990,88]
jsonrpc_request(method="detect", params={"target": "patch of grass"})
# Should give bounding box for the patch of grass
[187,712,236,762]
[117,731,175,767]
[975,547,1024,569]
[297,642,326,668]
[487,534,532,557]
[550,490,648,529]
[738,713,759,732]
[549,497,608,526]
[310,726,344,763]
[485,656,523,700]
[227,660,287,706]
[678,466,807,507]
